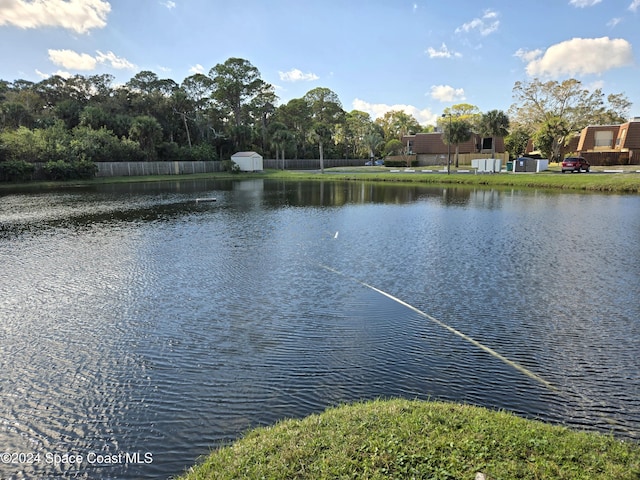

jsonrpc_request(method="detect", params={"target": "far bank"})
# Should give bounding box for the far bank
[2,166,640,194]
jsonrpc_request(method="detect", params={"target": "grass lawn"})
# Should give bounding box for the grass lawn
[2,165,640,194]
[273,165,640,193]
[178,399,640,480]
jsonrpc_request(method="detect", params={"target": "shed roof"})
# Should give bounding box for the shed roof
[231,151,262,158]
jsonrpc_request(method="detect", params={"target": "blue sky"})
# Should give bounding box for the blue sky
[1,0,638,125]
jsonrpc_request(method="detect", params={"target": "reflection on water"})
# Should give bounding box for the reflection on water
[1,179,639,479]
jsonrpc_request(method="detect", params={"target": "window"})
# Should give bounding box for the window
[616,128,627,148]
[594,130,613,148]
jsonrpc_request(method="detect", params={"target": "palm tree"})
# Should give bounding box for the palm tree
[268,122,286,162]
[363,130,384,160]
[477,110,510,158]
[308,123,332,173]
[129,115,163,161]
[445,119,473,168]
[271,128,294,169]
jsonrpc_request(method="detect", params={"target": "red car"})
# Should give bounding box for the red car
[561,157,590,173]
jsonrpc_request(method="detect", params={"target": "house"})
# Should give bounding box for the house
[574,118,640,165]
[231,151,263,172]
[526,117,640,165]
[402,132,507,166]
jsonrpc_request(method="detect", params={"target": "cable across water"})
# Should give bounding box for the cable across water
[319,263,637,438]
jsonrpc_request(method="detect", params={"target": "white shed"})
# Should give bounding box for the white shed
[231,151,263,172]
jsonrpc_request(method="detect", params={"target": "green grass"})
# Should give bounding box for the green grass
[178,399,639,480]
[280,167,640,193]
[3,166,640,194]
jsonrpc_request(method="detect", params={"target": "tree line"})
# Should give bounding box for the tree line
[0,57,427,178]
[0,56,632,181]
[434,80,631,167]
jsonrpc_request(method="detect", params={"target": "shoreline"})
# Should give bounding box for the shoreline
[2,166,640,194]
[178,398,640,480]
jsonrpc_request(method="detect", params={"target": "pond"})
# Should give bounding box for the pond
[1,178,639,479]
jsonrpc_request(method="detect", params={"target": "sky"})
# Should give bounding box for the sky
[0,0,639,126]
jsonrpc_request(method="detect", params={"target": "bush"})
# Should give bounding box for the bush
[43,159,97,180]
[383,159,419,167]
[0,160,35,182]
[73,158,99,178]
[221,159,240,173]
[0,126,46,162]
[383,139,405,156]
[43,160,71,180]
[70,126,145,163]
[115,137,146,162]
[71,126,119,162]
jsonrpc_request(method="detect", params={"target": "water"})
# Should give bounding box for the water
[1,179,639,479]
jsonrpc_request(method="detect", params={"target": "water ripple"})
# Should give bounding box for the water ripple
[1,182,638,478]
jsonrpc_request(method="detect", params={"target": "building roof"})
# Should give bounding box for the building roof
[231,151,262,157]
[404,133,505,155]
[409,132,448,153]
[620,121,640,149]
[577,118,640,152]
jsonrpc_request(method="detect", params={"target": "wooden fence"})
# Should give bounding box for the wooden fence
[95,161,221,177]
[27,158,370,179]
[94,159,365,176]
[580,151,634,166]
[263,158,366,169]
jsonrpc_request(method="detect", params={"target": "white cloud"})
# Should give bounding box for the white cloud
[48,49,97,70]
[189,64,206,75]
[95,50,136,70]
[48,48,136,72]
[161,1,176,8]
[54,70,73,79]
[587,80,605,91]
[455,9,500,36]
[630,0,640,11]
[429,85,466,102]
[569,0,602,7]
[36,69,73,79]
[525,37,634,77]
[607,17,622,27]
[426,43,462,59]
[514,48,543,63]
[278,68,319,82]
[0,0,111,34]
[352,98,438,126]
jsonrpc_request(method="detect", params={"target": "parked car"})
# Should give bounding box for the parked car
[365,159,384,166]
[561,157,590,173]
